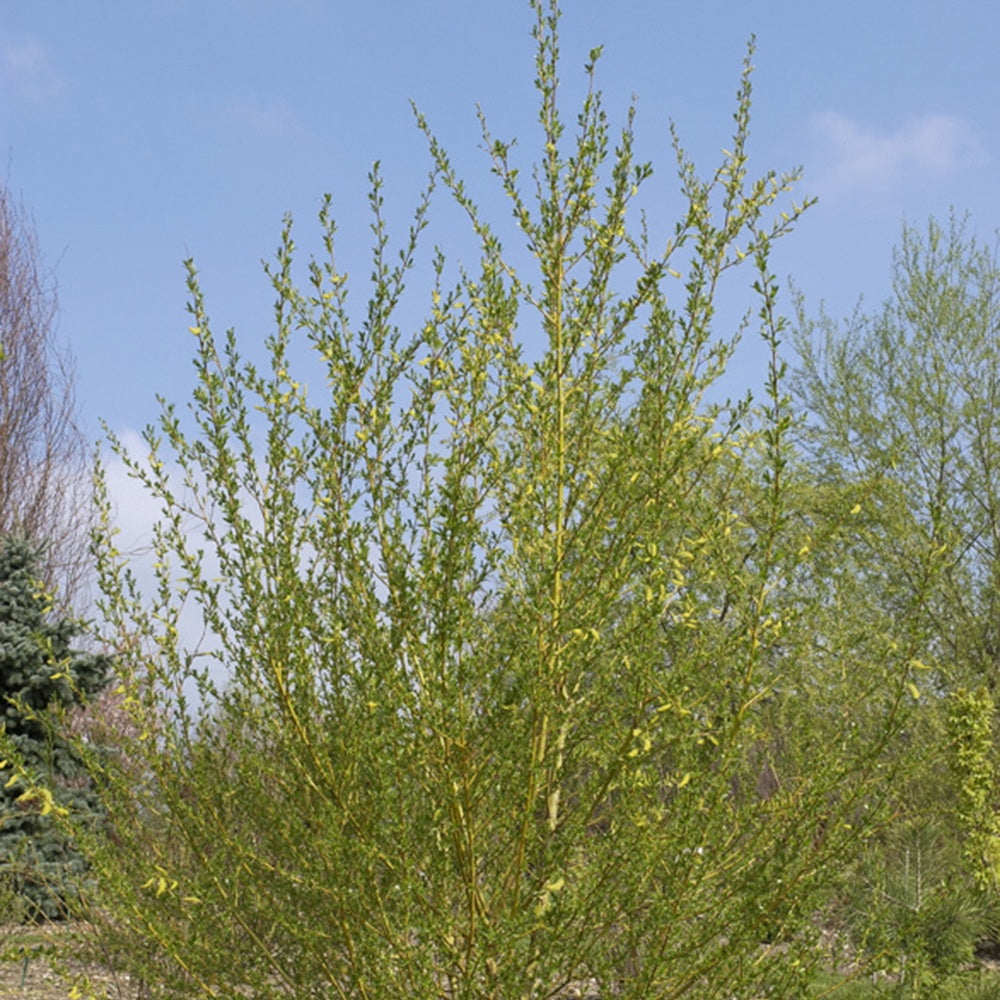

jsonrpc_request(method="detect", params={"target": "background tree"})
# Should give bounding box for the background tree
[792,213,1000,989]
[0,184,91,611]
[793,213,1000,694]
[0,536,111,920]
[74,4,917,996]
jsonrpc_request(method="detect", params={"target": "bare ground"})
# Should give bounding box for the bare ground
[0,923,137,1000]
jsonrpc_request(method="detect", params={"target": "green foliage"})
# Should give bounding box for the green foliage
[841,819,990,991]
[793,212,1000,691]
[811,971,1000,1000]
[950,688,1000,891]
[79,3,915,996]
[792,214,1000,993]
[0,536,111,920]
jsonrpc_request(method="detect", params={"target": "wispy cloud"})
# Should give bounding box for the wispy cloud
[809,112,984,190]
[2,37,63,103]
[230,97,305,140]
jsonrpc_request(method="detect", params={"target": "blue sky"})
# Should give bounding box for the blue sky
[2,0,997,446]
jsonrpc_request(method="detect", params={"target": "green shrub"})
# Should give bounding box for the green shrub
[76,3,922,996]
[837,818,991,995]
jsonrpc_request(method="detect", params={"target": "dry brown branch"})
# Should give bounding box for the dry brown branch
[0,184,91,610]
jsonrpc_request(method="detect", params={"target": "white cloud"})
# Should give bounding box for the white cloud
[230,97,305,140]
[810,111,984,190]
[95,431,233,704]
[98,430,227,672]
[100,429,172,559]
[2,37,63,103]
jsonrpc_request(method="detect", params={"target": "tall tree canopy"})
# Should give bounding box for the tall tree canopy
[793,213,1000,692]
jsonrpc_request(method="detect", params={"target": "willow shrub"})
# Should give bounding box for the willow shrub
[76,3,918,996]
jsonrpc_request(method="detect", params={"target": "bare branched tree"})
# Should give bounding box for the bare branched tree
[0,184,91,610]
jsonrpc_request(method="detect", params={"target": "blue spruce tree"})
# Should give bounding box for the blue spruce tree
[0,536,111,920]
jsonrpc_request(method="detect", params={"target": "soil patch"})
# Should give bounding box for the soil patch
[0,923,135,999]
